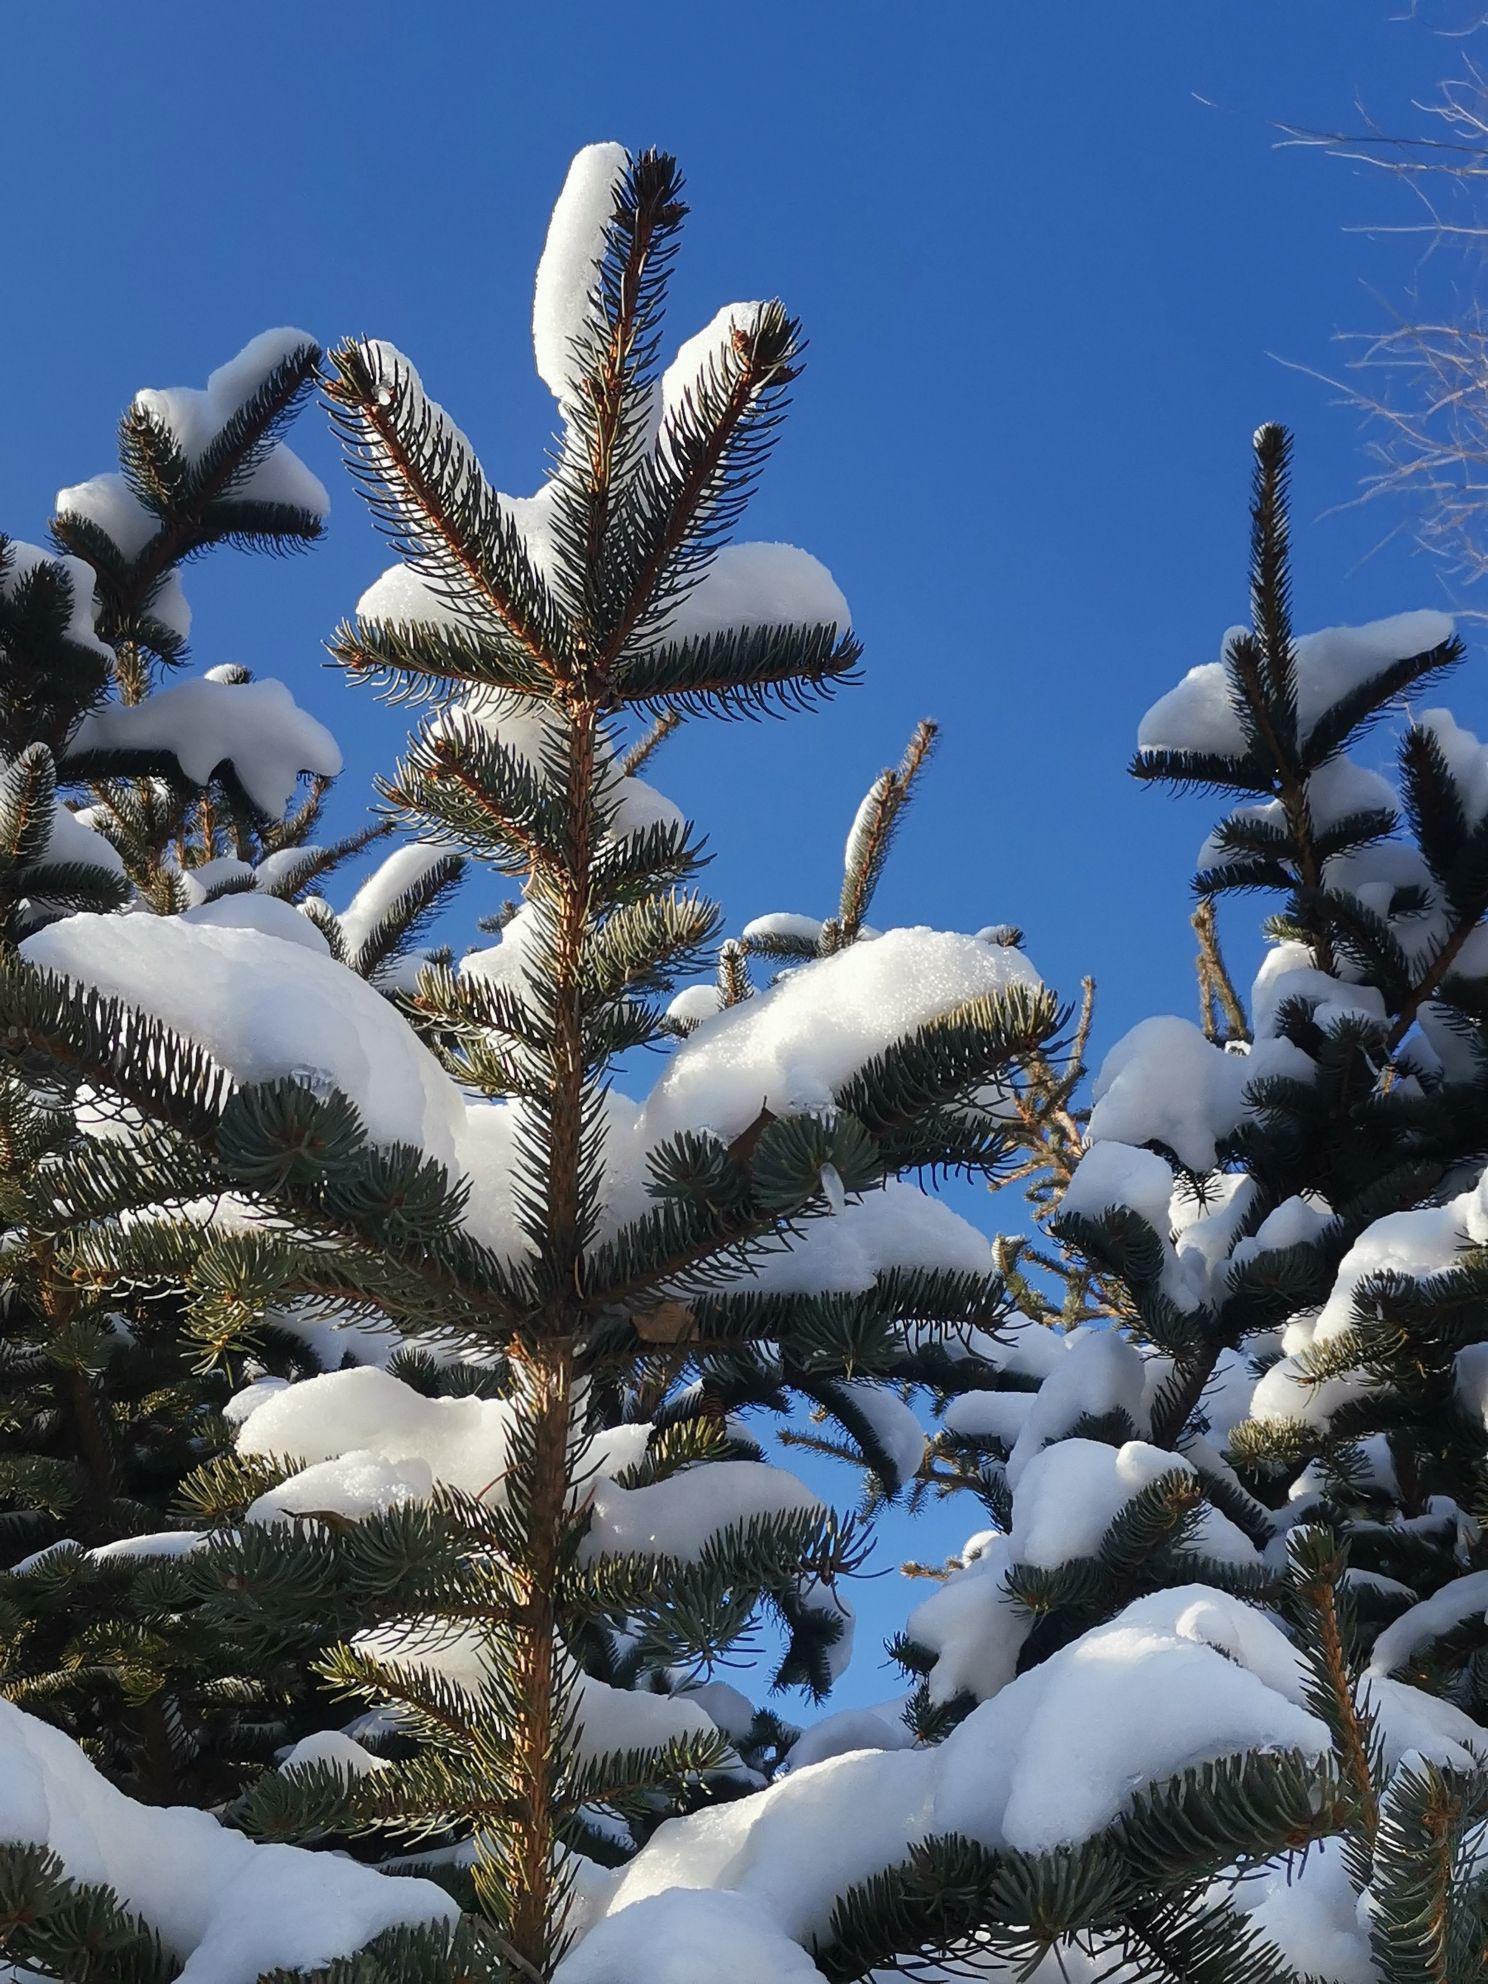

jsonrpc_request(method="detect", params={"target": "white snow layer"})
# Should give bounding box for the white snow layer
[831,1379,927,1488]
[1,540,111,661]
[904,1531,1029,1704]
[236,1367,515,1503]
[67,676,342,816]
[742,912,825,949]
[22,914,465,1174]
[660,541,850,643]
[1137,610,1453,759]
[236,1368,827,1589]
[0,1697,455,1981]
[1008,1438,1257,1572]
[1251,942,1388,1041]
[129,328,330,521]
[581,1462,824,1565]
[54,471,160,562]
[697,1181,995,1299]
[1249,1171,1488,1431]
[6,773,126,880]
[563,1585,1482,1970]
[23,898,1027,1287]
[1060,1141,1176,1235]
[1417,708,1488,826]
[554,1886,823,1984]
[533,142,629,404]
[635,927,1041,1149]
[1085,1016,1311,1174]
[337,840,452,959]
[1369,1569,1488,1679]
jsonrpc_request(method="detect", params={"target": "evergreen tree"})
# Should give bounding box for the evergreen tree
[869,425,1488,1978]
[0,146,1063,1981]
[0,333,432,1810]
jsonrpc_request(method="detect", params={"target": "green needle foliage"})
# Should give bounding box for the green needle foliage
[0,336,391,1808]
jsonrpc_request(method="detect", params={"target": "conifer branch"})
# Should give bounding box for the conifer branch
[324,342,563,677]
[1192,901,1251,1043]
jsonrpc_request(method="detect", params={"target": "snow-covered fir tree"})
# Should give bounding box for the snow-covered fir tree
[0,146,1065,1980]
[5,151,1488,1984]
[858,426,1488,1979]
[0,332,381,1806]
[0,333,475,1833]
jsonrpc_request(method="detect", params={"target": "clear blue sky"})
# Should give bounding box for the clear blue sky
[3,1,1483,1709]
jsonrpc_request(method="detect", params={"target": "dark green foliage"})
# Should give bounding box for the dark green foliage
[0,344,365,1811]
[0,1844,175,1983]
[51,337,323,673]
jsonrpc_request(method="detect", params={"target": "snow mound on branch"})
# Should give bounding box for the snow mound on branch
[0,1697,455,1982]
[1221,1837,1374,1984]
[662,541,850,644]
[1249,1172,1488,1431]
[667,981,725,1027]
[236,1367,516,1502]
[337,841,452,958]
[1251,942,1388,1040]
[1004,1329,1148,1487]
[1062,1144,1271,1313]
[634,926,1041,1148]
[593,1744,934,1948]
[831,1379,926,1490]
[4,773,126,880]
[553,1886,823,1984]
[571,1668,724,1766]
[1369,1569,1488,1678]
[457,1096,535,1256]
[1085,1015,1311,1173]
[931,1587,1331,1853]
[697,1180,994,1298]
[1416,708,1488,825]
[354,558,468,630]
[235,1364,670,1527]
[1062,1140,1175,1234]
[22,912,464,1173]
[131,327,330,521]
[1137,610,1454,759]
[1195,756,1398,880]
[356,485,559,626]
[581,1462,824,1565]
[568,1584,1487,1972]
[1231,1191,1332,1270]
[1009,1438,1258,1572]
[782,1700,914,1773]
[940,1388,1036,1448]
[533,142,629,404]
[434,691,684,848]
[658,302,766,438]
[346,343,561,626]
[182,891,329,953]
[54,471,160,562]
[741,912,823,950]
[0,540,111,662]
[573,1587,1359,1961]
[67,675,342,816]
[905,1530,1028,1704]
[340,1620,725,1767]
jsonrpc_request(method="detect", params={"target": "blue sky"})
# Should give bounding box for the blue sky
[4,2,1484,1708]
